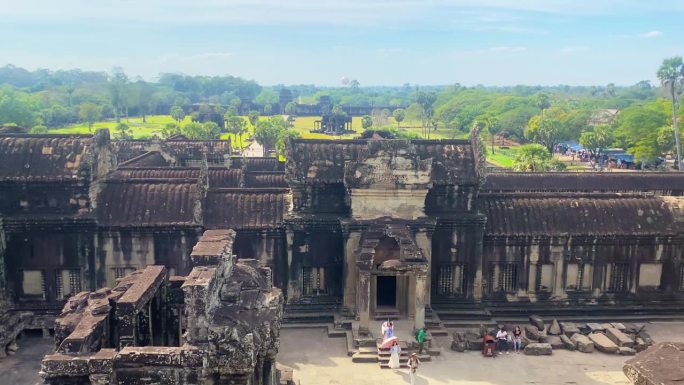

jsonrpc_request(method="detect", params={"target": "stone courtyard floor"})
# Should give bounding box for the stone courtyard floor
[279,322,684,385]
[2,322,684,385]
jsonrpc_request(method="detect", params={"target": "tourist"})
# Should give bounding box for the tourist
[513,326,523,353]
[416,327,426,354]
[407,353,421,385]
[388,340,401,369]
[382,319,394,339]
[495,325,509,355]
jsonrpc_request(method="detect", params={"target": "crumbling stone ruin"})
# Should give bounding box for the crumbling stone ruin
[40,230,284,385]
[623,342,684,385]
[450,315,653,357]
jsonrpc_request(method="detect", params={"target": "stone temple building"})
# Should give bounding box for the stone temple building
[1,128,684,351]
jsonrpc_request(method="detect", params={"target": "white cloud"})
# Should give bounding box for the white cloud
[0,0,664,26]
[488,46,527,53]
[557,45,590,55]
[639,30,663,38]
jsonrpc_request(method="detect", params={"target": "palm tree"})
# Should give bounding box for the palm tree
[657,57,684,171]
[535,93,551,122]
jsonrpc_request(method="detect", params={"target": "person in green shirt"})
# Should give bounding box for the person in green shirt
[416,327,426,354]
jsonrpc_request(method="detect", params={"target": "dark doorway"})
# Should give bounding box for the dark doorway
[376,276,397,308]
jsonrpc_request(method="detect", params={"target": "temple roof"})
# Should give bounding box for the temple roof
[483,172,684,194]
[203,188,289,229]
[0,134,92,182]
[480,194,678,236]
[96,180,200,227]
[111,139,231,164]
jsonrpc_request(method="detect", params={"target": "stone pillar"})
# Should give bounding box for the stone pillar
[414,273,427,330]
[285,229,298,303]
[551,249,565,298]
[343,232,361,312]
[357,271,371,335]
[471,221,486,301]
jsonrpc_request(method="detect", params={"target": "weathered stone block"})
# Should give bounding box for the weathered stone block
[525,324,544,341]
[529,315,545,331]
[618,347,636,356]
[546,336,564,350]
[606,328,634,348]
[524,343,552,356]
[571,334,594,353]
[547,319,561,335]
[560,322,580,337]
[560,334,575,351]
[586,323,605,333]
[588,333,619,354]
[611,323,626,331]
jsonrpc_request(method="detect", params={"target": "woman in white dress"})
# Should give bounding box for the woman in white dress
[388,341,401,369]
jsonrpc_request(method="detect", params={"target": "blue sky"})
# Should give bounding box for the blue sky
[0,0,682,86]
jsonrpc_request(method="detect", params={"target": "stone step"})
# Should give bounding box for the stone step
[379,363,410,369]
[281,322,330,329]
[327,325,346,338]
[351,352,378,363]
[345,331,355,357]
[429,328,450,336]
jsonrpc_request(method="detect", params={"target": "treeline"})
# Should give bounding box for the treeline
[0,63,680,164]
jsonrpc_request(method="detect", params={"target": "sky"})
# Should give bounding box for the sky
[0,0,683,86]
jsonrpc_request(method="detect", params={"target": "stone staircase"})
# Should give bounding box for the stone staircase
[373,307,400,321]
[351,339,432,368]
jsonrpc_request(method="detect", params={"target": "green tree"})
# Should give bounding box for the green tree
[657,56,684,170]
[276,129,301,157]
[415,91,437,138]
[481,116,500,153]
[161,122,180,139]
[78,102,101,132]
[181,121,221,140]
[392,108,405,128]
[29,124,48,134]
[254,116,288,157]
[535,93,551,122]
[115,122,132,139]
[248,110,260,129]
[361,115,373,130]
[225,113,247,149]
[615,100,671,164]
[170,105,185,123]
[263,103,273,116]
[512,144,566,172]
[579,125,612,157]
[108,67,128,123]
[284,101,297,116]
[525,116,566,152]
[0,86,38,128]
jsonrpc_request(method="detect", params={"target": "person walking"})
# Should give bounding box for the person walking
[512,326,523,353]
[496,325,509,355]
[407,353,421,385]
[416,327,426,354]
[388,340,401,369]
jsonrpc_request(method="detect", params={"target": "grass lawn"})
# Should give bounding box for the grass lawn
[50,115,194,139]
[49,115,469,144]
[485,145,520,168]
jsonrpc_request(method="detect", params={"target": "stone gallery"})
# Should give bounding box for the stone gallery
[1,129,684,368]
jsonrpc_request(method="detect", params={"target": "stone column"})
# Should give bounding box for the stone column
[357,271,371,335]
[551,248,565,298]
[285,229,299,303]
[343,232,361,312]
[414,273,427,330]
